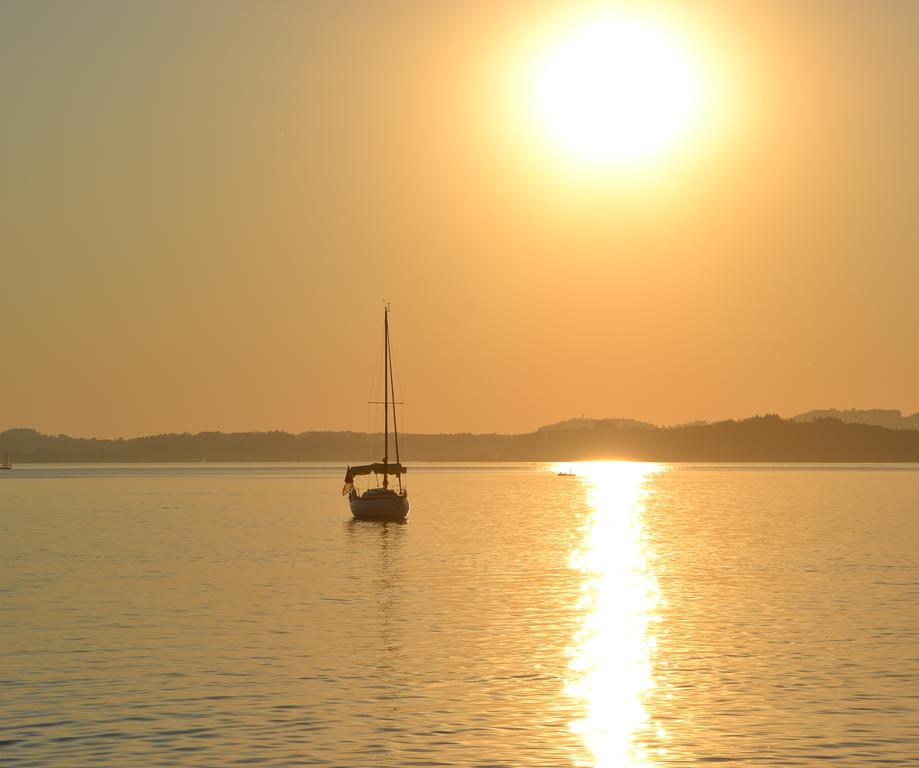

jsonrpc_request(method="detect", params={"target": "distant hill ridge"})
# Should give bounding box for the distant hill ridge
[4,414,919,462]
[792,408,919,430]
[537,417,656,432]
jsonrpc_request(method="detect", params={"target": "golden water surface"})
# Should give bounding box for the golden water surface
[2,462,919,766]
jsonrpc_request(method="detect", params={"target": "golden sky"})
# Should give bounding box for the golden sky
[2,1,918,437]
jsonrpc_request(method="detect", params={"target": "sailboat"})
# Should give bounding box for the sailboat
[342,305,409,521]
[1,452,11,470]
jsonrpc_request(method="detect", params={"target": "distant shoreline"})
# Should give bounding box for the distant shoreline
[5,415,919,463]
[5,460,919,466]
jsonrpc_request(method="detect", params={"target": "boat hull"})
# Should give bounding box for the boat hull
[350,492,410,521]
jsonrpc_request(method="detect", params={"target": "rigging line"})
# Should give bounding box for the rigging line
[390,337,408,458]
[391,346,406,432]
[387,310,405,493]
[389,313,400,467]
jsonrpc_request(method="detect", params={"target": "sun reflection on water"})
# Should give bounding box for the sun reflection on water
[561,461,665,768]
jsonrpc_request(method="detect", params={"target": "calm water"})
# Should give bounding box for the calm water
[2,462,918,766]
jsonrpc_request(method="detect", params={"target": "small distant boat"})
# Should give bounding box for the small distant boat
[343,305,409,522]
[557,470,576,477]
[1,452,11,470]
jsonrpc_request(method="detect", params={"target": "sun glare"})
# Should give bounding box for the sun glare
[561,461,665,766]
[531,13,704,167]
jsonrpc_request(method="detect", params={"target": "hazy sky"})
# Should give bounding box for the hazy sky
[2,1,918,437]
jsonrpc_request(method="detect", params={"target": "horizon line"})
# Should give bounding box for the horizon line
[4,409,919,442]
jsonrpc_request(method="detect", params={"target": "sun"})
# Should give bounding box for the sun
[531,13,704,167]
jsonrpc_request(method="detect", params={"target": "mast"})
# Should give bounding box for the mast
[382,304,389,487]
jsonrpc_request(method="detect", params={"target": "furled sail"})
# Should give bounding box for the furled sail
[347,463,407,477]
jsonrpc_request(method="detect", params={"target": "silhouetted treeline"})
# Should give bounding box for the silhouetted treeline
[793,408,919,430]
[4,415,919,463]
